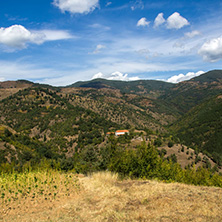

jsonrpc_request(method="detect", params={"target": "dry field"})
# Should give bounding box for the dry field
[1,171,222,222]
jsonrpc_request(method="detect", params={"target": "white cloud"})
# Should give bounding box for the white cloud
[136,48,150,55]
[0,52,197,86]
[166,71,205,83]
[166,12,189,29]
[0,59,90,86]
[91,44,106,54]
[94,59,173,74]
[92,72,103,79]
[90,23,110,31]
[0,25,73,50]
[0,25,44,49]
[53,0,99,14]
[39,29,73,41]
[198,37,222,62]
[108,71,134,81]
[173,41,185,49]
[185,30,201,38]
[0,60,64,81]
[92,71,140,81]
[154,13,165,28]
[131,0,144,11]
[137,17,150,27]
[106,2,112,7]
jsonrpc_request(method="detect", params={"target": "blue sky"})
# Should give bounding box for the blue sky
[0,0,222,86]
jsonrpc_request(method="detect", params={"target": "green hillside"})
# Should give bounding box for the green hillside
[0,87,119,164]
[61,87,180,129]
[170,95,222,165]
[1,70,222,173]
[191,70,222,83]
[161,70,222,113]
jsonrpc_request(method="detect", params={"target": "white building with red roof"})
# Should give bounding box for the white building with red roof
[115,130,129,136]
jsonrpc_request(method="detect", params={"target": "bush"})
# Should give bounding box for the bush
[154,137,162,147]
[168,141,174,148]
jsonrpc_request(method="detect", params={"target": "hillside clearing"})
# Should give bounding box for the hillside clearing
[1,171,222,222]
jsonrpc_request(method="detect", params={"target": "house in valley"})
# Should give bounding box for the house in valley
[115,130,129,136]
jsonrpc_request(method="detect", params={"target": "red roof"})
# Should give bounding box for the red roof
[115,130,129,133]
[106,132,114,135]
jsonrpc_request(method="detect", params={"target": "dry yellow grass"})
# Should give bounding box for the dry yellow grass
[0,170,80,222]
[1,171,222,222]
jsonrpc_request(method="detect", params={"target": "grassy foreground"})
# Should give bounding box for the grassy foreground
[1,171,222,222]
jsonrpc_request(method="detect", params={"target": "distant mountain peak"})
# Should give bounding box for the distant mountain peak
[189,70,222,83]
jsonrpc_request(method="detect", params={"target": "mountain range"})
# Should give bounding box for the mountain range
[0,69,222,168]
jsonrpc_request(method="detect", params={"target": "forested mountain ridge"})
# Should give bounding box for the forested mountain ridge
[70,78,174,98]
[0,70,222,171]
[161,70,222,113]
[0,87,117,149]
[191,70,222,83]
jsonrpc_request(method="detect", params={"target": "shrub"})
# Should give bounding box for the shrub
[168,141,174,148]
[181,146,184,152]
[154,137,162,147]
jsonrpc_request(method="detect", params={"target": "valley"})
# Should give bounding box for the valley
[0,70,222,178]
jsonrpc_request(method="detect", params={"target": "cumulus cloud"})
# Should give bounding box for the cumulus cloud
[92,71,140,81]
[154,13,165,28]
[0,25,44,49]
[92,72,103,79]
[53,0,99,14]
[166,12,189,29]
[185,30,201,38]
[198,37,222,62]
[166,71,205,83]
[137,17,150,27]
[152,12,189,30]
[0,25,73,50]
